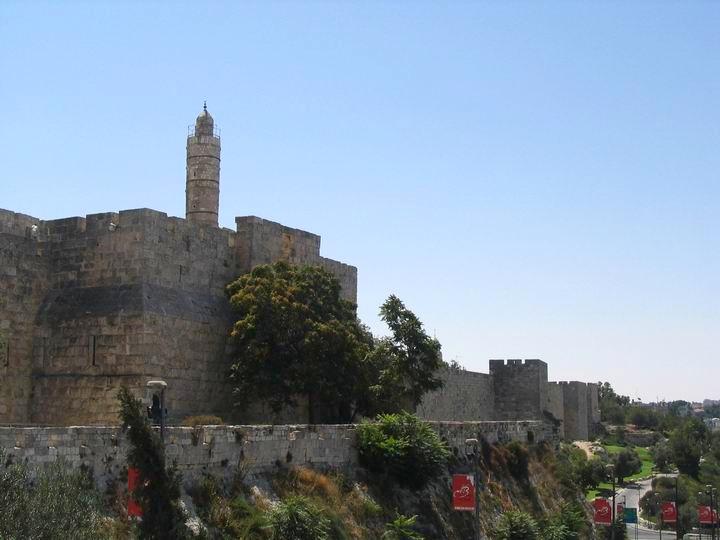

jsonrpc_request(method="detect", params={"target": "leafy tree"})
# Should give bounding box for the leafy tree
[495,511,539,540]
[627,406,660,429]
[356,412,450,488]
[363,295,444,414]
[651,439,673,472]
[0,451,102,539]
[597,382,630,424]
[668,400,692,417]
[117,387,189,539]
[612,447,642,483]
[227,262,370,423]
[670,417,708,477]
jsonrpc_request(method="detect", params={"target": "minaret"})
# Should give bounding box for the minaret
[186,102,221,226]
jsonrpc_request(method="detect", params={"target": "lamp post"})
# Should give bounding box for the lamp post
[465,438,481,540]
[146,380,167,443]
[606,463,616,540]
[675,474,680,540]
[707,485,717,540]
[654,493,662,540]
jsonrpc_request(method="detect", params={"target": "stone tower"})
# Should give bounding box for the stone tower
[186,103,221,226]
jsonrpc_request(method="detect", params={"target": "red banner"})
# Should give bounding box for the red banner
[452,474,476,512]
[661,501,677,523]
[593,498,612,525]
[699,505,713,525]
[128,467,142,517]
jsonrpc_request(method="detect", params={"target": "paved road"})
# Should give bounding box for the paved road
[615,477,678,539]
[632,526,677,539]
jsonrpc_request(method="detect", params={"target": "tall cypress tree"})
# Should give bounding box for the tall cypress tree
[117,387,188,539]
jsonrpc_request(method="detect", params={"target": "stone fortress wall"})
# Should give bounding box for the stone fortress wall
[0,208,356,426]
[0,106,600,443]
[0,420,551,491]
[416,360,601,441]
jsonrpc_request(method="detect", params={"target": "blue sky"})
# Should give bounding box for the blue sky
[1,2,718,402]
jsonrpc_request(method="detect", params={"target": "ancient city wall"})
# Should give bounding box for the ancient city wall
[0,420,551,490]
[545,382,565,440]
[235,216,357,303]
[490,359,548,421]
[0,210,48,423]
[0,206,356,425]
[560,381,589,441]
[416,367,494,421]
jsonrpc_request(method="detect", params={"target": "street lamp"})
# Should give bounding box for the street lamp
[606,463,616,540]
[706,485,717,540]
[654,493,663,540]
[465,438,481,540]
[146,380,167,443]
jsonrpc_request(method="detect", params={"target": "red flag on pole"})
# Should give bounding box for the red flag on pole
[593,498,612,525]
[452,474,476,512]
[128,466,143,517]
[661,501,677,523]
[699,505,713,525]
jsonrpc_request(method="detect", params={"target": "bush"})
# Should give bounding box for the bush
[356,412,450,488]
[382,513,424,540]
[506,441,530,480]
[495,510,539,540]
[0,453,103,539]
[266,495,332,540]
[181,415,224,426]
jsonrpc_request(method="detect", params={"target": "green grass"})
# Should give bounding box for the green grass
[585,444,655,500]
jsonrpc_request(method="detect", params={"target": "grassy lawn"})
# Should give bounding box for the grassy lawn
[585,444,655,500]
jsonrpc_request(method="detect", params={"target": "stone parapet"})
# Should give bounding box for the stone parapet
[0,420,552,490]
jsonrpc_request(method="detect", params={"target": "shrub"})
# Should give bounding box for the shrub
[494,510,539,540]
[541,523,571,540]
[266,495,332,540]
[181,415,224,426]
[506,441,530,480]
[356,412,450,488]
[382,513,424,540]
[0,453,103,539]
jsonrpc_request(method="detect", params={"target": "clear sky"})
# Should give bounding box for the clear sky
[1,2,718,403]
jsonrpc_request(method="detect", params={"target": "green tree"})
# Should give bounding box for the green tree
[117,387,189,539]
[612,447,642,484]
[0,451,102,539]
[364,295,444,414]
[627,406,660,429]
[597,382,630,424]
[495,511,539,540]
[227,262,369,423]
[670,417,708,477]
[651,439,673,472]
